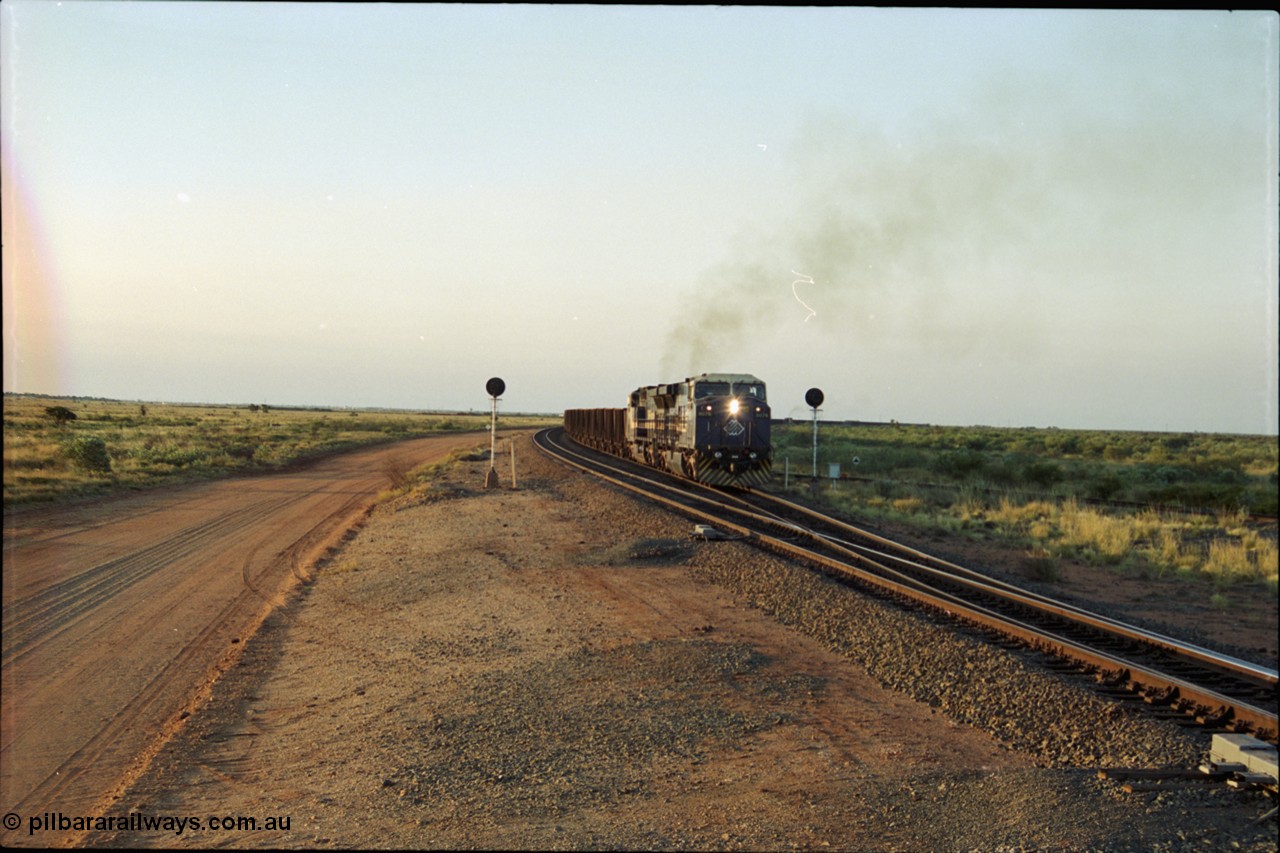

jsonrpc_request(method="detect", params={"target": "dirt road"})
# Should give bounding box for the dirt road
[0,432,489,846]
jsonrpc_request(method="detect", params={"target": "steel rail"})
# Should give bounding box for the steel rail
[748,491,1279,689]
[535,428,1278,740]
[661,454,1278,692]
[533,428,760,537]
[758,528,1279,739]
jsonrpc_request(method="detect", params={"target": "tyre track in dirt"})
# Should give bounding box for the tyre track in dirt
[2,499,277,668]
[0,432,490,848]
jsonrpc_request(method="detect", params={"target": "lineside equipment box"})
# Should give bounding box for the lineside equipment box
[1209,733,1277,785]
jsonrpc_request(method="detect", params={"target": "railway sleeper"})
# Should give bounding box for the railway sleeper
[1044,659,1084,672]
[1148,706,1197,720]
[1195,707,1237,728]
[1097,767,1272,797]
[1095,669,1133,689]
[1104,693,1150,706]
[1142,686,1181,707]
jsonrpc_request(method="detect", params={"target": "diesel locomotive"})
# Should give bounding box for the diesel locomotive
[564,372,772,488]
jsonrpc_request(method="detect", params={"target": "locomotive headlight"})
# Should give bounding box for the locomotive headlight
[729,399,740,415]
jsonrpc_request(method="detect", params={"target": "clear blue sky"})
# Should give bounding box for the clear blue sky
[3,3,1276,433]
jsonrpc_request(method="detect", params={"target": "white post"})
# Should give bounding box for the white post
[490,396,497,463]
[483,377,505,489]
[484,396,499,489]
[811,407,819,481]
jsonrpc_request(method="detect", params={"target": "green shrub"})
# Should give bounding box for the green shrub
[1102,444,1131,461]
[1023,461,1064,487]
[1145,483,1244,511]
[983,457,1021,486]
[935,449,986,479]
[1044,433,1081,455]
[1086,474,1125,501]
[226,443,257,462]
[64,436,112,474]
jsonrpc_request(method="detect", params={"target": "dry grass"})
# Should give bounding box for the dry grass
[1009,499,1275,585]
[890,497,925,514]
[4,394,556,507]
[381,455,414,490]
[819,482,1277,587]
[1204,536,1278,584]
[1057,501,1135,564]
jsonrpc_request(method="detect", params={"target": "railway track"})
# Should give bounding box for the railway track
[535,427,1278,743]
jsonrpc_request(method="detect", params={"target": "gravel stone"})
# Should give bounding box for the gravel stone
[686,543,1205,770]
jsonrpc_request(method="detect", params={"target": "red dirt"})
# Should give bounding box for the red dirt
[0,433,488,846]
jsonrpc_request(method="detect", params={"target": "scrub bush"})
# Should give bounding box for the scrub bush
[64,436,112,474]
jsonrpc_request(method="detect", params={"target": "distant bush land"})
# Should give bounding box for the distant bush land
[772,421,1278,587]
[3,393,556,506]
[773,422,1277,516]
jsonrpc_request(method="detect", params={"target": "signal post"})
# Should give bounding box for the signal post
[484,377,504,489]
[805,387,824,493]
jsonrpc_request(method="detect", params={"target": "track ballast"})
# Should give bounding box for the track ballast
[535,427,1278,743]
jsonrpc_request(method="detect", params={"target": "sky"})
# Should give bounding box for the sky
[2,3,1277,434]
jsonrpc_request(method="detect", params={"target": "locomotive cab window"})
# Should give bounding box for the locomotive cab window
[694,383,730,399]
[737,384,766,401]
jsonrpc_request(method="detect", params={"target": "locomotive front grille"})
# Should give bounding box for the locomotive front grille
[695,456,772,488]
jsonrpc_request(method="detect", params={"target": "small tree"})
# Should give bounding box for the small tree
[44,405,78,426]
